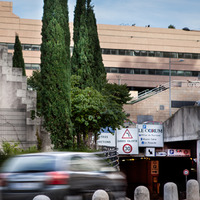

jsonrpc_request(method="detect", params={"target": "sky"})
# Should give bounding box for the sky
[3,0,200,30]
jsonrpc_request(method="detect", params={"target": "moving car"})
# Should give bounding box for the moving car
[0,152,127,200]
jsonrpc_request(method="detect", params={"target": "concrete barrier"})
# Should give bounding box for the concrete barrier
[164,182,178,200]
[92,189,109,200]
[186,179,199,200]
[134,186,150,200]
[33,195,51,200]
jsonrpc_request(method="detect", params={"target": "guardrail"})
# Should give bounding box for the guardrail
[95,146,119,168]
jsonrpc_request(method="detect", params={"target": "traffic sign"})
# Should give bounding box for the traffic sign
[117,128,138,155]
[183,169,189,176]
[122,129,133,139]
[123,144,132,153]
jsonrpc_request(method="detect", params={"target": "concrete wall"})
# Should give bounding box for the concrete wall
[0,45,39,148]
[163,106,200,142]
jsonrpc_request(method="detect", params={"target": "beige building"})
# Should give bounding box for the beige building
[1,1,200,122]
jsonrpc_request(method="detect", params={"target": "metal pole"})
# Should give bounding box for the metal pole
[169,57,171,117]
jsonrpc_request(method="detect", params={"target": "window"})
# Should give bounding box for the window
[102,49,110,54]
[171,70,177,76]
[155,51,163,57]
[163,52,170,58]
[192,54,199,59]
[160,105,164,110]
[24,44,32,50]
[119,68,126,73]
[32,45,40,51]
[110,68,118,73]
[126,68,134,74]
[140,69,148,74]
[119,50,125,55]
[171,52,178,58]
[149,69,156,75]
[134,50,140,56]
[178,53,184,58]
[105,68,110,73]
[185,71,192,76]
[184,53,192,59]
[110,49,118,55]
[149,51,155,57]
[141,51,147,56]
[134,69,140,74]
[162,70,169,76]
[8,44,14,50]
[177,70,184,76]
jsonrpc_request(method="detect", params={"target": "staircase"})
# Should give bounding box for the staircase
[130,83,169,104]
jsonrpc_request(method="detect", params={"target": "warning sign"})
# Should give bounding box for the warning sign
[117,128,138,155]
[122,129,133,139]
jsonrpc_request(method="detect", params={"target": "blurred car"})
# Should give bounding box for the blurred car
[0,152,127,200]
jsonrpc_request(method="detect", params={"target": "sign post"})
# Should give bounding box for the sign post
[183,169,189,187]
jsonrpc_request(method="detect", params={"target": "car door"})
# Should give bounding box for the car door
[68,154,110,196]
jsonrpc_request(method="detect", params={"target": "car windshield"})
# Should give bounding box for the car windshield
[1,155,55,173]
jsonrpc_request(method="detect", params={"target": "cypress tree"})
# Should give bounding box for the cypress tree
[13,34,26,76]
[41,0,72,149]
[86,0,106,91]
[71,0,86,75]
[72,0,107,91]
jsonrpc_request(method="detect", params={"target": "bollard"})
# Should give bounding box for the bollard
[92,189,109,200]
[134,186,150,200]
[33,195,51,200]
[164,182,178,200]
[186,179,199,200]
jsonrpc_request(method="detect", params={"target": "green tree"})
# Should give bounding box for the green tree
[13,34,26,76]
[41,0,72,149]
[27,70,42,114]
[87,0,106,91]
[168,24,175,29]
[71,0,86,75]
[71,0,107,91]
[71,75,131,149]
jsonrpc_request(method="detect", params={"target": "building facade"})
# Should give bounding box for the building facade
[1,1,200,92]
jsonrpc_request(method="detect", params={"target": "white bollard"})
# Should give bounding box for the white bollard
[164,182,178,200]
[33,195,51,200]
[134,186,150,200]
[92,189,109,200]
[186,179,199,200]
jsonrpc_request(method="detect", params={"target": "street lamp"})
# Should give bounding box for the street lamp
[169,58,184,117]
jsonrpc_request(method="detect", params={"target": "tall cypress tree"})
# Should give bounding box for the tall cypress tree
[86,0,106,91]
[13,34,26,76]
[71,0,107,91]
[71,0,86,75]
[41,0,72,149]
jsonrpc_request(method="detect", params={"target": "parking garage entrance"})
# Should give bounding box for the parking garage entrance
[119,156,196,200]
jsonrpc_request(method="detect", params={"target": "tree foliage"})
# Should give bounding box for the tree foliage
[168,24,175,29]
[71,75,131,148]
[27,70,42,114]
[13,34,26,76]
[71,0,106,91]
[41,0,72,149]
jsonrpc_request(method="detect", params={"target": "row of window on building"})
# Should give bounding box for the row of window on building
[105,67,199,77]
[0,43,41,51]
[25,63,40,70]
[2,42,200,60]
[102,49,200,59]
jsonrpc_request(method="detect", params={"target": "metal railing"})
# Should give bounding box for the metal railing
[130,83,169,104]
[95,146,119,168]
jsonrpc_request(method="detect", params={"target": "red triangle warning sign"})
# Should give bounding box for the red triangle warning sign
[122,129,133,139]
